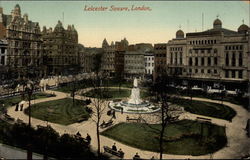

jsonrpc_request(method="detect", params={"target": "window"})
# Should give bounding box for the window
[201,50,204,54]
[175,52,178,64]
[189,68,192,73]
[195,69,198,73]
[239,52,243,66]
[207,69,211,74]
[232,52,236,66]
[201,69,204,73]
[195,57,198,66]
[208,57,211,66]
[232,70,235,78]
[201,57,205,66]
[189,57,193,66]
[225,70,229,78]
[214,49,217,53]
[195,50,198,54]
[239,70,243,79]
[214,57,218,66]
[226,53,229,66]
[214,69,217,74]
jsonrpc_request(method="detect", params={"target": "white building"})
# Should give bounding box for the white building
[144,51,154,79]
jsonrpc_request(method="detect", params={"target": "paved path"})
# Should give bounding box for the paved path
[6,89,250,159]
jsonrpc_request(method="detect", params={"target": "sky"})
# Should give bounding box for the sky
[0,1,249,47]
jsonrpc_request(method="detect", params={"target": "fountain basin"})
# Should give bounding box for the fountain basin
[109,100,160,114]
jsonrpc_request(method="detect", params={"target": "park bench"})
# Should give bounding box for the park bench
[103,146,124,158]
[100,120,113,129]
[126,116,142,123]
[196,117,211,123]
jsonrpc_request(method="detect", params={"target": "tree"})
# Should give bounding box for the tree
[90,51,109,158]
[144,69,180,160]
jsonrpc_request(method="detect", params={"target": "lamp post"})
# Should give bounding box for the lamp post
[25,80,34,160]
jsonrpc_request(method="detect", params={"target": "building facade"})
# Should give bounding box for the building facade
[153,43,167,80]
[102,38,129,77]
[165,18,250,90]
[0,39,7,66]
[0,4,45,79]
[101,38,116,76]
[124,50,145,79]
[144,51,154,79]
[81,47,103,73]
[42,21,79,76]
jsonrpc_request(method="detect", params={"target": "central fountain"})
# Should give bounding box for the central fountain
[109,78,160,114]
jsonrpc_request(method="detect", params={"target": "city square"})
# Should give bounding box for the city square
[0,1,249,160]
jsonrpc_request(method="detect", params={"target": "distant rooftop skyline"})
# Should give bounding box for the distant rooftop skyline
[0,1,249,47]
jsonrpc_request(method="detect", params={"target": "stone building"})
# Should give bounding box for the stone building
[101,38,116,76]
[0,4,45,79]
[42,21,79,76]
[0,39,7,66]
[166,18,250,90]
[124,49,145,79]
[167,29,187,78]
[153,43,167,80]
[102,38,128,77]
[144,51,154,80]
[81,47,103,73]
[0,39,7,81]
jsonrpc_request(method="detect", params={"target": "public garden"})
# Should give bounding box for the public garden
[1,77,250,159]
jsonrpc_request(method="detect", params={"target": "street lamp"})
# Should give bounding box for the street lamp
[24,80,34,160]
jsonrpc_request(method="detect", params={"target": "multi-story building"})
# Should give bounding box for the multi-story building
[78,44,85,73]
[124,50,145,79]
[166,18,250,90]
[167,30,187,78]
[82,47,103,73]
[0,39,7,81]
[101,38,116,77]
[0,4,45,79]
[144,51,154,79]
[42,21,79,76]
[0,39,7,66]
[153,43,167,80]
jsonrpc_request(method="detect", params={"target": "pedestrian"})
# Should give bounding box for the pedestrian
[121,107,123,114]
[86,133,91,144]
[112,143,117,151]
[112,110,116,119]
[76,131,81,137]
[133,152,140,160]
[20,104,23,111]
[118,148,124,156]
[15,103,19,111]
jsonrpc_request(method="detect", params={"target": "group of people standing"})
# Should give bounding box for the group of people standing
[15,103,24,111]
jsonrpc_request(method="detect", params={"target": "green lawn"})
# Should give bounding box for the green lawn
[0,93,55,113]
[169,98,236,121]
[25,98,91,125]
[101,120,227,155]
[83,88,149,99]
